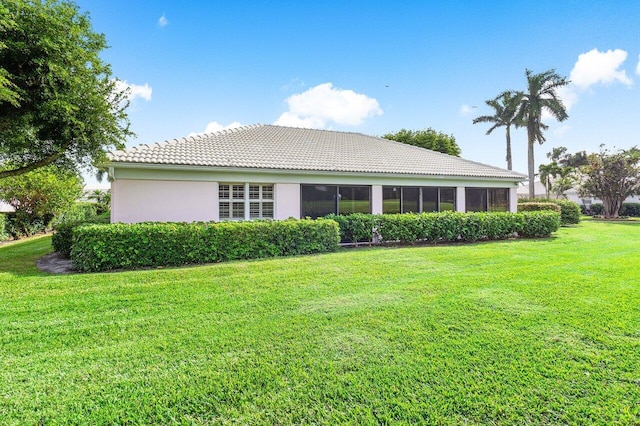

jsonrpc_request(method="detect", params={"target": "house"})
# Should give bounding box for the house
[0,200,14,214]
[107,124,526,223]
[517,182,640,205]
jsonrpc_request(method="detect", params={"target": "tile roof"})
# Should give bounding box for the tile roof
[108,124,526,180]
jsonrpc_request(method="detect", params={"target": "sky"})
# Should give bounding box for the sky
[75,0,640,188]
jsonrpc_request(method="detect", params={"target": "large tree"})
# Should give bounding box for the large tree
[514,69,569,198]
[0,0,131,179]
[579,147,640,218]
[382,128,461,157]
[472,91,522,170]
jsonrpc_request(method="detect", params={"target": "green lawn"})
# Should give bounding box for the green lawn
[1,221,639,424]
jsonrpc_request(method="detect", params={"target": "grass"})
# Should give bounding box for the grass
[1,221,639,424]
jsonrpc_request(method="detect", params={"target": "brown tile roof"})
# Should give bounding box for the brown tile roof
[108,124,525,180]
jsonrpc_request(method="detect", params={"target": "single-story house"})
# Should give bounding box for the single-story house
[517,182,640,205]
[107,124,526,223]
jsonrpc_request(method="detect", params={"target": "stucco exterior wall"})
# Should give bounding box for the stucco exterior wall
[110,166,522,222]
[111,179,216,223]
[275,183,300,219]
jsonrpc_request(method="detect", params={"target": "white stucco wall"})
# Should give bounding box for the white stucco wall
[275,183,300,219]
[509,187,518,212]
[111,179,217,223]
[456,186,466,213]
[110,166,522,222]
[371,185,383,214]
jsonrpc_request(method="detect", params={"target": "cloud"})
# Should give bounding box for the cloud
[636,54,640,75]
[158,13,168,27]
[555,85,578,111]
[570,48,632,89]
[459,104,476,116]
[274,83,382,129]
[189,121,243,137]
[550,48,633,117]
[113,80,152,101]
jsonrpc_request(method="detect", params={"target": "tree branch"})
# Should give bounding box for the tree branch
[0,142,71,179]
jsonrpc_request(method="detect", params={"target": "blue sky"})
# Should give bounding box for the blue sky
[77,1,640,187]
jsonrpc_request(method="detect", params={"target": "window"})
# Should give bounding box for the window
[383,186,456,213]
[465,188,487,212]
[382,187,401,214]
[339,186,371,215]
[488,188,509,212]
[301,185,371,218]
[465,188,510,212]
[422,187,438,213]
[402,187,420,213]
[439,188,456,211]
[219,183,274,220]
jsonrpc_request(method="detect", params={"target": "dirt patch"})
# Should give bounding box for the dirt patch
[37,252,74,274]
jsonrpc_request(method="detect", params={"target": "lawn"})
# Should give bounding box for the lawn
[1,221,639,424]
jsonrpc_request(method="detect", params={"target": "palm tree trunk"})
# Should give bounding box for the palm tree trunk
[528,128,535,198]
[505,126,512,170]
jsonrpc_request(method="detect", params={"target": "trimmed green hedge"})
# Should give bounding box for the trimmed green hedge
[71,219,340,272]
[518,198,580,225]
[327,211,561,244]
[583,203,640,217]
[52,213,111,258]
[517,202,561,213]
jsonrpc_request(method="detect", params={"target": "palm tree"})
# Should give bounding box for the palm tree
[515,69,569,198]
[538,162,560,198]
[473,92,522,170]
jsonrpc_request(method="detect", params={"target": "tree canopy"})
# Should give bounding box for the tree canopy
[473,91,522,170]
[0,0,132,179]
[579,146,640,218]
[0,165,83,235]
[382,128,461,157]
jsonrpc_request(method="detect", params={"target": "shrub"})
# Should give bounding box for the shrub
[584,202,640,217]
[518,198,580,225]
[54,202,98,225]
[553,199,581,225]
[328,211,559,244]
[71,219,340,272]
[52,213,111,258]
[517,202,561,213]
[518,211,561,238]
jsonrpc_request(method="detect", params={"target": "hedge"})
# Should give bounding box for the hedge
[518,198,580,225]
[582,202,640,217]
[327,211,560,244]
[70,219,340,272]
[52,213,111,258]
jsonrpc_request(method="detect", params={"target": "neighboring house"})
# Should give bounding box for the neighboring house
[0,200,14,214]
[517,182,640,205]
[107,124,526,223]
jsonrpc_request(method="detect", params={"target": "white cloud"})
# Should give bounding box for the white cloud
[636,54,640,75]
[570,48,632,89]
[459,104,476,116]
[550,48,632,117]
[274,83,382,129]
[113,80,152,101]
[158,13,168,27]
[189,121,243,137]
[555,85,578,111]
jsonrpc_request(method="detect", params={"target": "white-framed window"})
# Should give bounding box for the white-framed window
[219,183,274,220]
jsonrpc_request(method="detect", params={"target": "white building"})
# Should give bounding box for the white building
[107,125,526,223]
